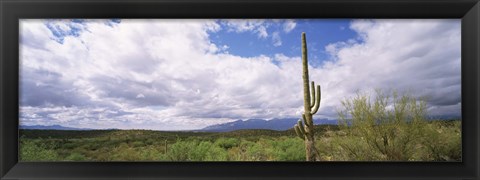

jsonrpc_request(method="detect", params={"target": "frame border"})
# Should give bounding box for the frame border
[1,0,479,179]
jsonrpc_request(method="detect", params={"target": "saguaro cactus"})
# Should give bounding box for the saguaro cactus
[293,32,321,161]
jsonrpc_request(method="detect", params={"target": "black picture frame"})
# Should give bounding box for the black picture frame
[1,0,479,179]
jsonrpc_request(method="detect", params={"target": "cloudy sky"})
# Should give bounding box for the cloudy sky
[19,19,461,130]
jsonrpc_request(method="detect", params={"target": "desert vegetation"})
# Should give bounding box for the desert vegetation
[19,117,460,161]
[334,89,461,161]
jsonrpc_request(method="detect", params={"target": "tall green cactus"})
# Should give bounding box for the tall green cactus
[293,32,321,161]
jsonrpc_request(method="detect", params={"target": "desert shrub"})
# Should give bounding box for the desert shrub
[189,141,212,160]
[167,140,228,161]
[132,141,145,147]
[225,138,303,161]
[138,145,167,161]
[316,128,377,161]
[242,138,273,161]
[269,137,305,161]
[421,121,461,161]
[337,90,427,161]
[20,140,59,161]
[91,147,116,161]
[62,143,77,149]
[145,139,155,145]
[227,140,253,161]
[205,146,229,161]
[167,140,196,161]
[190,141,229,161]
[215,138,240,149]
[244,143,268,161]
[329,135,382,161]
[110,143,142,161]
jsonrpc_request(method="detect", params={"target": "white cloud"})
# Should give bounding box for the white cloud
[19,19,461,130]
[222,19,269,38]
[272,31,282,47]
[222,19,264,32]
[20,19,304,130]
[257,26,268,38]
[315,19,461,118]
[283,19,296,33]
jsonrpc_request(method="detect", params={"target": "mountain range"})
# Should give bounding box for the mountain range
[19,125,94,131]
[199,118,338,132]
[19,114,460,132]
[19,118,338,132]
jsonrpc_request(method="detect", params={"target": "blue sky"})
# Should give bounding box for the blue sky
[19,19,461,130]
[210,19,357,67]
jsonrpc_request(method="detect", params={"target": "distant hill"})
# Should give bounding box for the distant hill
[426,115,462,121]
[200,118,338,132]
[19,125,94,131]
[19,124,341,140]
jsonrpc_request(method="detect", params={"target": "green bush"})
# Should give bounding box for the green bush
[132,141,145,147]
[189,141,212,160]
[138,145,167,161]
[337,90,427,160]
[227,140,254,161]
[215,138,240,149]
[110,143,142,161]
[62,143,77,149]
[167,140,196,161]
[245,139,270,161]
[167,140,228,161]
[329,135,382,161]
[421,121,461,161]
[20,140,59,161]
[205,145,228,161]
[269,137,305,161]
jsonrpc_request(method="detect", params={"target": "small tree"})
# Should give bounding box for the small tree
[337,90,427,160]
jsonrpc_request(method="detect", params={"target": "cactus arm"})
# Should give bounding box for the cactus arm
[294,117,307,140]
[294,125,305,140]
[302,113,309,127]
[310,81,316,108]
[317,85,321,103]
[311,85,321,115]
[297,120,306,135]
